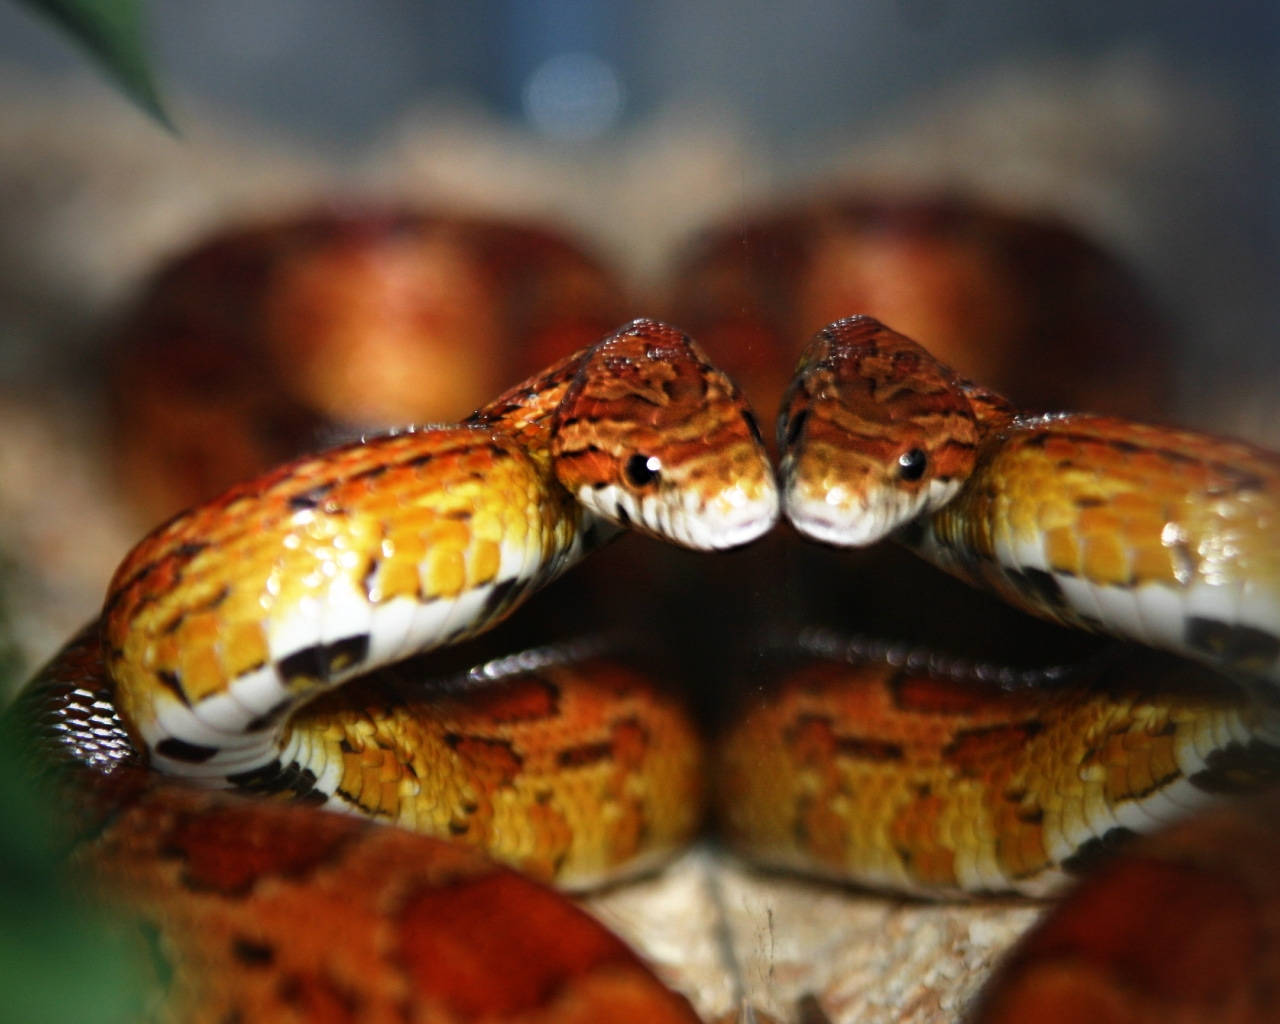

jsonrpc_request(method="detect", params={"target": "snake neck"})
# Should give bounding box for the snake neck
[903,413,1280,685]
[958,379,1018,442]
[464,345,584,458]
[102,424,600,781]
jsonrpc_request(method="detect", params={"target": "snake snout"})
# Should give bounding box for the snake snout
[684,474,780,550]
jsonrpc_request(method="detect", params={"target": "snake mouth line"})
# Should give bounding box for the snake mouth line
[783,505,882,548]
[701,511,779,550]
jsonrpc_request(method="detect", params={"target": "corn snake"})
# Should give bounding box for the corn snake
[751,315,1280,900]
[92,317,775,885]
[10,267,1280,1018]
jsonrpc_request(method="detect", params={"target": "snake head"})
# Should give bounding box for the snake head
[551,319,779,549]
[778,315,1002,547]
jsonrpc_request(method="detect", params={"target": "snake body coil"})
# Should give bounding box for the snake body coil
[13,310,1280,1019]
[748,315,1280,895]
[72,318,777,888]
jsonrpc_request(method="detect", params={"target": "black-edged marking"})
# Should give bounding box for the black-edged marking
[173,540,209,561]
[1005,566,1070,612]
[155,737,218,763]
[333,785,391,818]
[1060,826,1136,876]
[1027,430,1264,495]
[1014,804,1045,826]
[442,733,525,783]
[348,462,389,484]
[287,482,336,511]
[276,634,371,686]
[244,698,292,733]
[232,937,276,967]
[1185,617,1280,671]
[480,577,524,624]
[155,668,189,706]
[1212,466,1266,493]
[741,409,765,447]
[943,721,1045,777]
[1189,739,1280,794]
[228,759,324,803]
[834,734,905,762]
[557,739,616,769]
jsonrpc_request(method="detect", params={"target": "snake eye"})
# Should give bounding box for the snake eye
[624,454,662,488]
[897,448,928,482]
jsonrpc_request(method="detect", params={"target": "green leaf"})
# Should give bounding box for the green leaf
[16,0,173,129]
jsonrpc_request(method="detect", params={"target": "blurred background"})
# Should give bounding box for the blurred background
[0,0,1277,686]
[0,8,1276,1020]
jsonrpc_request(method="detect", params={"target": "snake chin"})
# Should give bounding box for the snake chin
[579,481,778,551]
[785,476,959,548]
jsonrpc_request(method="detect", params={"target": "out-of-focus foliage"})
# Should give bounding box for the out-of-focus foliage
[16,0,170,126]
[0,709,149,1020]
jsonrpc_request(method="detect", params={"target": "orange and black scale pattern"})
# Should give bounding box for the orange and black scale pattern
[917,413,1280,680]
[11,630,703,1024]
[715,637,1280,896]
[39,318,775,900]
[103,424,586,766]
[277,650,705,888]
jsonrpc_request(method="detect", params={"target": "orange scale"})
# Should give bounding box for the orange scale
[1080,532,1131,588]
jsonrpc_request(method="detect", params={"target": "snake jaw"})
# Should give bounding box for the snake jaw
[785,470,960,548]
[575,471,778,551]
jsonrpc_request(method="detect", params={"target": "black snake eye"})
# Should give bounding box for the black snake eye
[624,454,662,488]
[897,448,928,482]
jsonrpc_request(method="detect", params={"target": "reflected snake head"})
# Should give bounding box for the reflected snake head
[551,319,779,550]
[778,316,990,548]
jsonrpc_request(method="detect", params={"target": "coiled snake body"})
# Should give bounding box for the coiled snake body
[12,314,1280,1020]
[733,314,1280,898]
[72,317,778,888]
